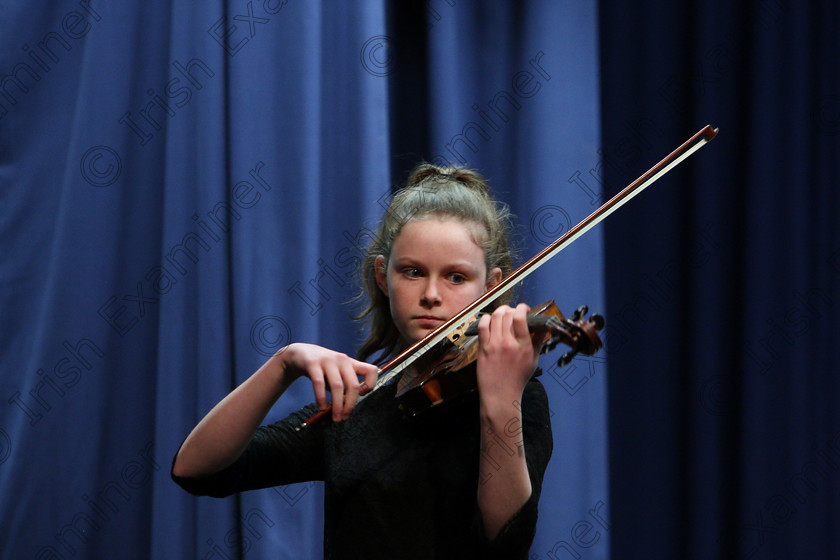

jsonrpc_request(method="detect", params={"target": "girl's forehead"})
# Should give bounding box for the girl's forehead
[392,217,486,263]
[405,214,484,234]
[396,216,481,242]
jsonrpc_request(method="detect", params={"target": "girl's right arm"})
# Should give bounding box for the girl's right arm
[171,343,379,478]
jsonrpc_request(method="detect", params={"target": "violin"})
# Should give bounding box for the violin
[300,124,718,429]
[395,300,604,417]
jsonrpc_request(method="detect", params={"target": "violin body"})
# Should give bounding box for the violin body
[395,300,604,417]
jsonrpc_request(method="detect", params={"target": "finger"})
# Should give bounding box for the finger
[338,361,361,419]
[309,366,329,411]
[512,303,531,339]
[322,362,346,421]
[477,311,493,342]
[492,305,515,338]
[358,362,379,395]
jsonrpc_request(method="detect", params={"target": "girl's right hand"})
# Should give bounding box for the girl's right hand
[278,343,380,421]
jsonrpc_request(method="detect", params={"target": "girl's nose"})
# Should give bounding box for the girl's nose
[421,280,441,306]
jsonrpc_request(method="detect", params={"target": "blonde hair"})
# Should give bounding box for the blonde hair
[355,163,515,363]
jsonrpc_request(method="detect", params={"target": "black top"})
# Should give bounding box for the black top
[172,375,553,559]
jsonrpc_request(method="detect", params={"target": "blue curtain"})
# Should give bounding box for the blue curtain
[5,1,836,559]
[601,1,840,559]
[1,1,607,559]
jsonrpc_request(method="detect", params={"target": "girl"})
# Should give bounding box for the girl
[172,164,553,559]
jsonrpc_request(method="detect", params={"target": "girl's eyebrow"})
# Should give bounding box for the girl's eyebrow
[393,256,479,269]
[445,262,481,272]
[391,256,422,266]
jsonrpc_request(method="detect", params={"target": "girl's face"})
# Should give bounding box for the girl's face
[375,216,501,346]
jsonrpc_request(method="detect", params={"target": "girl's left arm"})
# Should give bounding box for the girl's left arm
[475,303,542,539]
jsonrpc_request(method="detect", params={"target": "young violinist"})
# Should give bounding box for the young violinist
[171,164,553,559]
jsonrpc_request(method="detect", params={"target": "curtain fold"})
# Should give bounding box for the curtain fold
[600,2,840,558]
[4,1,601,558]
[26,1,840,558]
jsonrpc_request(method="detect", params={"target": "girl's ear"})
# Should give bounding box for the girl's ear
[486,267,502,291]
[374,255,389,296]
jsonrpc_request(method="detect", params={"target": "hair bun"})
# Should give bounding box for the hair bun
[406,163,492,196]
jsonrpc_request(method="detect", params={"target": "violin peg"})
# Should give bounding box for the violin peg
[557,350,578,368]
[590,314,605,330]
[542,337,559,354]
[571,305,589,321]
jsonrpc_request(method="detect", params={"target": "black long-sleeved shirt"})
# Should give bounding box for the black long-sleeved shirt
[172,375,553,559]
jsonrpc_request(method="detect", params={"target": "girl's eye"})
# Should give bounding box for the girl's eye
[449,273,467,284]
[404,268,422,278]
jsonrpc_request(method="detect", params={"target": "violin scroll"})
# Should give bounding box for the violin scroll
[552,304,604,368]
[462,300,604,368]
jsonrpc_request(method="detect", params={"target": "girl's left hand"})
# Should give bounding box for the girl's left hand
[475,303,541,404]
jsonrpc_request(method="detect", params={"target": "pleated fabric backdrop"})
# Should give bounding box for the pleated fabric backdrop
[601,2,840,559]
[1,2,607,558]
[2,1,838,559]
